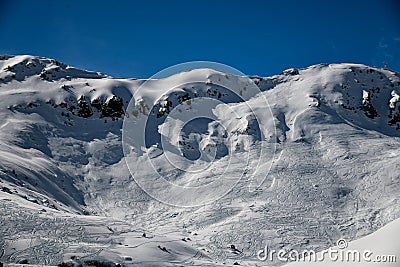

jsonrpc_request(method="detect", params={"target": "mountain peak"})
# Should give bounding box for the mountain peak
[1,56,400,265]
[0,54,106,83]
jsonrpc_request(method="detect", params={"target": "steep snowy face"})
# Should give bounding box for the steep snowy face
[121,67,276,206]
[0,55,139,213]
[0,56,400,265]
[249,63,400,141]
[127,62,400,206]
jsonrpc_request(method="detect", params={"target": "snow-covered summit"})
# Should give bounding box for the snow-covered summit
[0,54,106,82]
[0,55,400,266]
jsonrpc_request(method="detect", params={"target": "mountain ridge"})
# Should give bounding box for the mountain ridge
[0,55,400,266]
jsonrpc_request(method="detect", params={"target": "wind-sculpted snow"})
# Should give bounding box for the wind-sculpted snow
[0,56,399,266]
[122,63,274,207]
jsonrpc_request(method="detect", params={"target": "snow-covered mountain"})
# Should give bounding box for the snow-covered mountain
[0,55,399,266]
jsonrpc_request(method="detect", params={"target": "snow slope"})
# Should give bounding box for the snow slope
[0,55,400,266]
[286,216,400,266]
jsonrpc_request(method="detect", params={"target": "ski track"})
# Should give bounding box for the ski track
[0,56,400,265]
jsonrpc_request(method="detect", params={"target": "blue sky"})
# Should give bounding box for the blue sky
[0,0,399,78]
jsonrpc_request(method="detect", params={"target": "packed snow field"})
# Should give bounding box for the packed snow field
[0,55,399,266]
